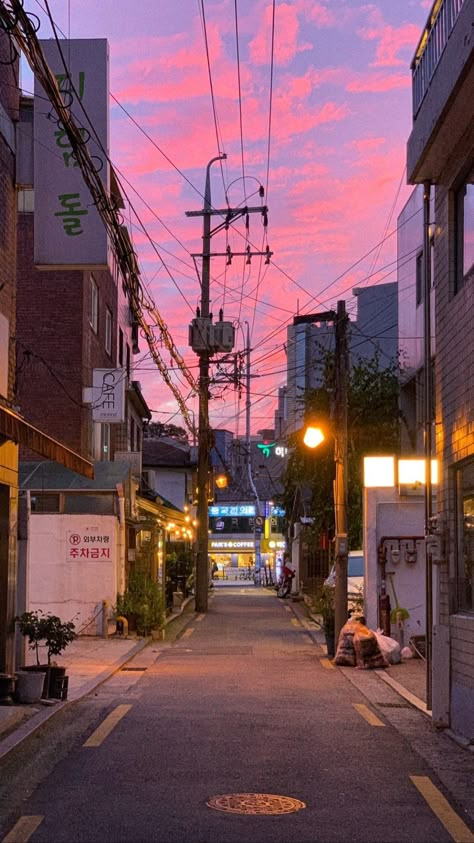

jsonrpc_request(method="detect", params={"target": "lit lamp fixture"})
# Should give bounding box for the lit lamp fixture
[398,458,438,486]
[303,418,330,450]
[363,456,395,488]
[215,473,228,489]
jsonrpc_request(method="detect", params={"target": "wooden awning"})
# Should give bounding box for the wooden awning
[0,404,94,479]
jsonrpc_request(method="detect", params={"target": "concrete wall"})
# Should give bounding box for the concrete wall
[27,513,120,636]
[363,487,426,644]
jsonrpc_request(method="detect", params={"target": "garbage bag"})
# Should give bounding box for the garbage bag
[374,630,401,664]
[334,618,359,666]
[353,624,388,669]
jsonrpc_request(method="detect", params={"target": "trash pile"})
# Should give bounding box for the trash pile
[334,615,401,669]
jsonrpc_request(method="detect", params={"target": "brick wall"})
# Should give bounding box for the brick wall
[0,138,16,403]
[16,215,119,459]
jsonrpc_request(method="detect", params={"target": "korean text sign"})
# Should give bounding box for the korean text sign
[67,527,114,562]
[34,39,109,268]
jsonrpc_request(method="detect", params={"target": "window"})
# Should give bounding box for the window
[455,181,474,292]
[130,416,135,451]
[126,343,131,379]
[18,189,34,212]
[90,275,99,333]
[105,308,112,356]
[415,251,423,305]
[118,328,124,366]
[30,493,60,513]
[102,423,110,461]
[456,459,474,613]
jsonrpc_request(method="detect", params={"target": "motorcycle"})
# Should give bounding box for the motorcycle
[276,567,295,598]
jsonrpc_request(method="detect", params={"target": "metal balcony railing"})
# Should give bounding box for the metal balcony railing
[411,0,466,115]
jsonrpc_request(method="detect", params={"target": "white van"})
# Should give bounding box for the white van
[324,551,364,601]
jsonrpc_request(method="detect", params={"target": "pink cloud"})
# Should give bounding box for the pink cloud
[346,72,410,93]
[350,136,386,152]
[249,3,312,66]
[358,12,420,68]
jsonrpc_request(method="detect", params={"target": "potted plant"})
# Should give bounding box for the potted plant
[115,571,164,637]
[307,584,336,657]
[15,610,77,700]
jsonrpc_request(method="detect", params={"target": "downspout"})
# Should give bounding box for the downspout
[116,483,126,598]
[423,181,433,711]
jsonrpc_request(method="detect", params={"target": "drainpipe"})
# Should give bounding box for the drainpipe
[116,483,126,598]
[423,181,433,711]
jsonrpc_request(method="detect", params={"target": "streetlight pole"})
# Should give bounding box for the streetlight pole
[334,300,349,645]
[294,300,349,644]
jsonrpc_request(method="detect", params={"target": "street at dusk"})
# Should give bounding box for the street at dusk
[0,2,473,842]
[1,589,474,843]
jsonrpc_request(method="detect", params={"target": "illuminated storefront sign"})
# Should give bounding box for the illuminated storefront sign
[210,540,255,550]
[257,443,288,459]
[209,505,255,517]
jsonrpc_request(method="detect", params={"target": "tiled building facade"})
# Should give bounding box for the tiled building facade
[407,0,474,740]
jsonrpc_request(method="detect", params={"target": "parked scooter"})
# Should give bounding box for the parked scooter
[276,564,295,598]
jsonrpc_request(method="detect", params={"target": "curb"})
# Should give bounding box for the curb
[0,637,148,762]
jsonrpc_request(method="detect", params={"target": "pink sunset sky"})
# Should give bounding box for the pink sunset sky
[24,0,431,436]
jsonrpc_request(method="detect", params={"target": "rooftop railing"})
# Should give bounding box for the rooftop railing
[411,0,466,116]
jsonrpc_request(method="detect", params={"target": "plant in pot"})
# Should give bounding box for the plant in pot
[115,571,164,637]
[307,584,336,658]
[15,610,77,701]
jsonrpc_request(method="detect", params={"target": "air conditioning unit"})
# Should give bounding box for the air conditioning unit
[213,321,235,352]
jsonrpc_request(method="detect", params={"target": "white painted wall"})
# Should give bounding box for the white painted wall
[363,487,426,642]
[27,513,121,635]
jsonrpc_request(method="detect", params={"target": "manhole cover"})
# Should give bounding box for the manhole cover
[206,793,306,815]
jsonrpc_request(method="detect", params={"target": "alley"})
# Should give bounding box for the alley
[1,588,473,843]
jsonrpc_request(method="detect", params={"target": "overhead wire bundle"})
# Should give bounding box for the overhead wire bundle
[0,0,198,437]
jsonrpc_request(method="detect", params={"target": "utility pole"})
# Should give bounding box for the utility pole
[334,300,349,646]
[245,322,262,582]
[186,161,271,612]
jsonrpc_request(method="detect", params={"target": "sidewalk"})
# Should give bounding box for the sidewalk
[0,597,195,761]
[290,596,429,711]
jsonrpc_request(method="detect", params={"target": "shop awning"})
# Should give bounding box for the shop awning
[0,404,94,479]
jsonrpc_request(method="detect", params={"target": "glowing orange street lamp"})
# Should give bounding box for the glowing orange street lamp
[215,473,228,489]
[303,424,326,449]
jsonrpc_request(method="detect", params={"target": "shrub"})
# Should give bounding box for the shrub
[115,572,164,636]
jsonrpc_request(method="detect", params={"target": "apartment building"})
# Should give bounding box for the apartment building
[0,34,92,673]
[407,0,474,740]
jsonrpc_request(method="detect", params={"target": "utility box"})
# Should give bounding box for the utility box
[189,317,213,353]
[213,321,235,352]
[189,318,235,354]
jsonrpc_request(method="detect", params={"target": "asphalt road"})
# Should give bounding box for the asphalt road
[0,587,472,843]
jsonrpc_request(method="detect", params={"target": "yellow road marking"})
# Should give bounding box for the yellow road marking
[2,816,44,842]
[353,703,385,727]
[182,627,194,638]
[83,704,132,747]
[195,614,205,622]
[291,617,301,628]
[410,776,474,842]
[320,658,335,670]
